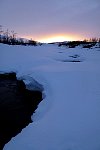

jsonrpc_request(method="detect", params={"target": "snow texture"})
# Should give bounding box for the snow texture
[0,43,100,150]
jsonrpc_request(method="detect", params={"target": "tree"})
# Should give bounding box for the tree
[3,29,10,43]
[98,38,100,47]
[28,39,37,46]
[0,25,3,42]
[10,30,17,44]
[89,37,98,42]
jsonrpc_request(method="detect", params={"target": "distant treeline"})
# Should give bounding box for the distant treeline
[0,25,100,48]
[58,38,100,48]
[0,25,39,46]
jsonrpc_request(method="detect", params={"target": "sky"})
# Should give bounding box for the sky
[0,0,100,42]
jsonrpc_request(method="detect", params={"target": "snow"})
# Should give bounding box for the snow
[0,43,100,150]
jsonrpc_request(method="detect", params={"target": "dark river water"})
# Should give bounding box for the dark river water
[0,72,43,150]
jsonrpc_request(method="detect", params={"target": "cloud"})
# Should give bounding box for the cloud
[0,0,100,39]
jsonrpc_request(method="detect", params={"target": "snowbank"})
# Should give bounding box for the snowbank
[0,44,100,150]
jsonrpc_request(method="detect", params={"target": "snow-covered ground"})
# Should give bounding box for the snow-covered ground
[0,43,100,150]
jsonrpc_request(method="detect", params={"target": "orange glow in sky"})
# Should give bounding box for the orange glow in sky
[38,35,82,43]
[38,36,72,43]
[21,34,83,43]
